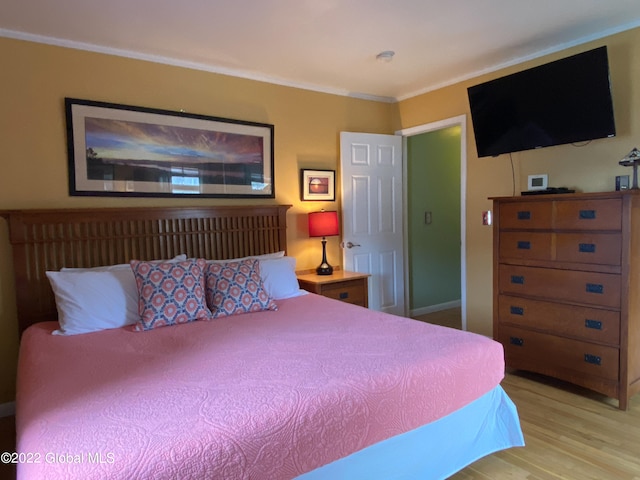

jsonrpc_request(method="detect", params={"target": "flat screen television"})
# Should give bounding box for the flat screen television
[467,46,616,158]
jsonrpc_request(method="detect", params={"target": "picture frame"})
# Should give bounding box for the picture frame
[65,98,275,198]
[300,169,335,201]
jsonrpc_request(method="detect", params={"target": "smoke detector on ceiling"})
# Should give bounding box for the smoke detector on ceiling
[376,51,395,63]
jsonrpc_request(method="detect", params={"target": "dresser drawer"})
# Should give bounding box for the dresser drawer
[554,199,621,231]
[499,264,621,308]
[499,231,553,261]
[555,232,621,265]
[499,201,553,230]
[321,281,366,306]
[499,325,619,381]
[500,231,622,265]
[498,295,620,344]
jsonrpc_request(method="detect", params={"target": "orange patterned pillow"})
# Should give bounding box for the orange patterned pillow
[205,259,277,318]
[131,259,212,331]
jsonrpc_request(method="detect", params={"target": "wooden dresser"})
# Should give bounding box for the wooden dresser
[492,191,640,409]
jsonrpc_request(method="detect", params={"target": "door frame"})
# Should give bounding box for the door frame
[396,115,467,330]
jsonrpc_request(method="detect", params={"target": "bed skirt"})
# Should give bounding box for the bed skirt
[297,385,524,480]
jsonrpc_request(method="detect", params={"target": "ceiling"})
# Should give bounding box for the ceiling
[2,0,640,102]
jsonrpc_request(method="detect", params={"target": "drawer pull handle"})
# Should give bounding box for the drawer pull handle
[339,292,349,299]
[517,211,531,220]
[586,283,603,294]
[517,241,531,250]
[579,210,596,219]
[510,306,524,315]
[579,243,596,253]
[510,275,525,285]
[584,354,602,366]
[510,337,524,346]
[585,319,603,330]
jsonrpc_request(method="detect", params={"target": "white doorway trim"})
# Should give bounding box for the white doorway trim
[396,115,467,330]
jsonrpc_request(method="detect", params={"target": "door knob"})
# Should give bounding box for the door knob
[343,241,361,249]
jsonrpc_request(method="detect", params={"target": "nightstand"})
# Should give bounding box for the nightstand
[296,270,370,308]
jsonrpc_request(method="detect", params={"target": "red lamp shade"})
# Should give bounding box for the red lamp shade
[308,211,339,238]
[308,211,339,275]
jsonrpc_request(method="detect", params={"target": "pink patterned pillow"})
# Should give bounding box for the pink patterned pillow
[130,258,212,331]
[205,258,277,318]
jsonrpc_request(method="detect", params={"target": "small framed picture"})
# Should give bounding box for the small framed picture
[300,169,335,201]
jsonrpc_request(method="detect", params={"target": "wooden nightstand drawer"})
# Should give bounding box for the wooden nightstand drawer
[296,270,370,308]
[321,281,365,305]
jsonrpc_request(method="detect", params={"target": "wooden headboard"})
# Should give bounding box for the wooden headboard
[0,204,291,334]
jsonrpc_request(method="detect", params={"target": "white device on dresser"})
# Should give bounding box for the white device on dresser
[527,174,548,191]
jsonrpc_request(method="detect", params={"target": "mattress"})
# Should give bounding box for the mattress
[16,293,521,479]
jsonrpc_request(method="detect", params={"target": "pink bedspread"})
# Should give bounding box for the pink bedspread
[16,294,505,479]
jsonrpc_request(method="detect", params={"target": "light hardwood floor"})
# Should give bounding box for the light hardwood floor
[416,307,640,479]
[453,371,640,479]
[413,306,462,330]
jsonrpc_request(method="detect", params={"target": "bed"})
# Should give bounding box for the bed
[2,205,524,479]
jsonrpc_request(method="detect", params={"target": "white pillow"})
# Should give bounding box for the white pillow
[47,268,140,335]
[61,254,187,271]
[50,254,188,335]
[207,251,285,263]
[258,256,306,300]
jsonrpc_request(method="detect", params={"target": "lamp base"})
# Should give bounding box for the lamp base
[316,237,333,275]
[316,263,334,275]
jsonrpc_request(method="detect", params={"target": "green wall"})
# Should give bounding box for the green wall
[407,126,461,311]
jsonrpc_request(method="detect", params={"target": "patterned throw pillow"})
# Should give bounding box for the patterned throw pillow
[130,258,212,331]
[205,258,277,318]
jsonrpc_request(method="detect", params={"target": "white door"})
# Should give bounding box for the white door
[340,132,405,315]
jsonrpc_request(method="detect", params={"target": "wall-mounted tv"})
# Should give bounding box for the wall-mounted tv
[467,46,616,158]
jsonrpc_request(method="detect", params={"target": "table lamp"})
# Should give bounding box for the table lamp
[619,147,640,189]
[308,210,339,275]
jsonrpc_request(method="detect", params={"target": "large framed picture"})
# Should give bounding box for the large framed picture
[65,98,275,198]
[300,169,336,201]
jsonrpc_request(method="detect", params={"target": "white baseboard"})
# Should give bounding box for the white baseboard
[410,299,461,318]
[0,401,16,417]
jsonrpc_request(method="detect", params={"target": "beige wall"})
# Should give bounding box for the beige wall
[0,37,393,403]
[2,26,639,404]
[395,26,640,336]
